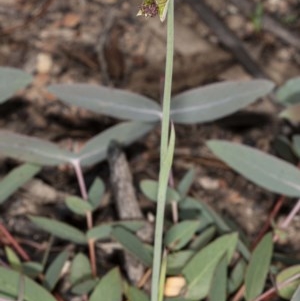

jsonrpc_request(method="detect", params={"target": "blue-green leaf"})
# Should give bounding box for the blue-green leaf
[71,278,98,295]
[87,220,145,241]
[89,268,122,301]
[21,262,43,278]
[88,177,105,209]
[189,226,216,250]
[65,196,93,215]
[48,84,161,122]
[280,105,300,123]
[208,140,300,197]
[170,80,274,124]
[167,251,195,275]
[164,221,200,251]
[276,77,300,106]
[209,255,227,301]
[5,247,21,271]
[0,67,32,104]
[140,179,181,203]
[0,131,75,166]
[126,286,150,301]
[112,226,152,266]
[0,163,41,204]
[292,135,300,158]
[273,136,297,164]
[291,285,300,301]
[228,258,247,294]
[44,251,68,291]
[245,233,273,301]
[29,216,87,244]
[276,265,300,299]
[76,122,155,166]
[177,168,196,197]
[183,233,238,300]
[70,253,92,285]
[0,267,56,301]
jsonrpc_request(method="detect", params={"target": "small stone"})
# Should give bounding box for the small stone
[198,176,220,190]
[164,276,186,297]
[36,53,53,74]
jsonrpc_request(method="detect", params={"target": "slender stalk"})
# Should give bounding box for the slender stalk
[151,2,174,301]
[253,273,300,301]
[280,198,300,229]
[72,160,88,200]
[0,223,30,261]
[159,2,174,165]
[72,159,96,276]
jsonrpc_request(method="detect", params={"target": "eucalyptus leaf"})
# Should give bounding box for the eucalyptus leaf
[88,177,105,209]
[276,265,300,299]
[0,67,32,104]
[0,131,74,166]
[0,267,56,301]
[65,196,93,215]
[76,121,155,166]
[29,216,87,244]
[170,80,274,124]
[276,77,300,106]
[70,253,92,285]
[177,168,196,197]
[182,233,238,300]
[245,233,273,301]
[140,179,181,203]
[0,163,41,204]
[44,251,68,291]
[112,226,152,266]
[89,268,122,301]
[208,140,300,197]
[209,255,227,301]
[164,220,200,251]
[48,84,161,122]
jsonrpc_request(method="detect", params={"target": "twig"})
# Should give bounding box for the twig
[253,273,300,301]
[0,223,30,261]
[251,195,285,249]
[107,141,153,284]
[280,198,300,229]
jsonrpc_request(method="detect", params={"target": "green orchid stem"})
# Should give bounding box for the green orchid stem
[151,2,174,301]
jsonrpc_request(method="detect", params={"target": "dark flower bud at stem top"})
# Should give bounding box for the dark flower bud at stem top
[137,0,159,18]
